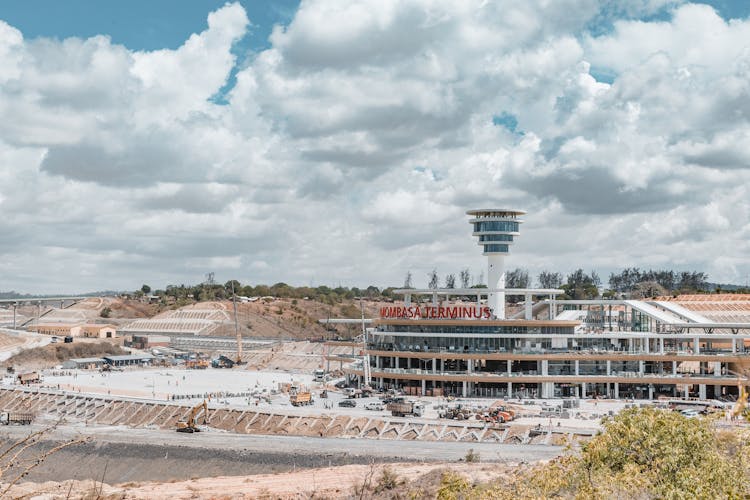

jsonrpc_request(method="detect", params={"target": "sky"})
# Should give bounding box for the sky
[1,0,750,294]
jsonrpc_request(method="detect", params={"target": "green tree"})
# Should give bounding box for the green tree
[140,284,151,295]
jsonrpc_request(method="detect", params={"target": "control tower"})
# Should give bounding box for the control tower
[467,209,525,319]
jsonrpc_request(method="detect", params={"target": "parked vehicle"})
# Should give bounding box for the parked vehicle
[364,401,384,411]
[338,399,356,408]
[0,411,32,425]
[386,398,424,417]
[290,390,313,406]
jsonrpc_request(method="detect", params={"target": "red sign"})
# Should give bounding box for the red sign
[380,306,491,319]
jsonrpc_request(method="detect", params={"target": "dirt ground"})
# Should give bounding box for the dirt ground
[0,340,126,371]
[4,461,516,499]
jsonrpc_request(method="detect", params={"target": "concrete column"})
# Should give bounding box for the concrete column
[659,338,664,354]
[507,360,512,375]
[732,339,736,353]
[575,360,580,376]
[699,384,706,400]
[541,360,548,376]
[644,338,650,353]
[378,377,383,386]
[507,382,512,396]
[684,385,689,399]
[421,379,426,396]
[614,382,619,399]
[542,382,554,398]
[525,294,532,320]
[648,385,654,399]
[694,338,700,354]
[673,361,677,375]
[467,359,473,373]
[407,358,411,369]
[581,383,586,398]
[639,361,645,375]
[462,381,467,397]
[606,360,611,375]
[713,362,721,376]
[432,358,437,374]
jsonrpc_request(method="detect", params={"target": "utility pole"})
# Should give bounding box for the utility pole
[231,281,244,365]
[360,298,371,387]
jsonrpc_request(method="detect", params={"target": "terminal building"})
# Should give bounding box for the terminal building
[346,209,750,400]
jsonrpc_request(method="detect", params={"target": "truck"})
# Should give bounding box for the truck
[0,411,33,425]
[185,359,209,369]
[211,355,235,369]
[289,390,313,406]
[386,398,424,417]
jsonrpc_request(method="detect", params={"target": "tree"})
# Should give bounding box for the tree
[506,268,530,303]
[506,268,530,288]
[459,268,471,288]
[445,274,456,289]
[403,271,413,289]
[562,269,599,299]
[427,269,439,289]
[631,280,668,299]
[538,270,563,289]
[476,270,484,287]
[224,280,241,294]
[140,284,151,295]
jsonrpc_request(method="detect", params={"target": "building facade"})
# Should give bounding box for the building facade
[344,209,750,400]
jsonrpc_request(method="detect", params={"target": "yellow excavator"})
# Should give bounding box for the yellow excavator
[176,400,209,433]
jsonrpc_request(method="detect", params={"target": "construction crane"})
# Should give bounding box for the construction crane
[176,400,209,433]
[231,281,245,365]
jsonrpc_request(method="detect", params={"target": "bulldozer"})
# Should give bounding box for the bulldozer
[176,400,209,433]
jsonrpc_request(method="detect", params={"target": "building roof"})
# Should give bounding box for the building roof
[69,357,106,363]
[81,324,117,330]
[103,354,155,361]
[30,323,82,328]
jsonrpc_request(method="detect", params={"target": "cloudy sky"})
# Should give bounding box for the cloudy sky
[1,0,750,294]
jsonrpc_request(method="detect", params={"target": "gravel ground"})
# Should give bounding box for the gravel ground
[0,424,563,483]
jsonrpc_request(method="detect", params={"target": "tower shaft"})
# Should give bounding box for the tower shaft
[488,254,506,319]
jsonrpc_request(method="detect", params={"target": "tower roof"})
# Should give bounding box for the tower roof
[466,208,526,216]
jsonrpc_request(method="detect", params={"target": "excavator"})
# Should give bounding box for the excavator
[176,400,209,433]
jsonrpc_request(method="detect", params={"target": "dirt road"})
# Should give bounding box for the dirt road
[0,424,562,483]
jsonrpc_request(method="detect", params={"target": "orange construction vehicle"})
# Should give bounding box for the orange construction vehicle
[176,400,209,433]
[185,359,209,369]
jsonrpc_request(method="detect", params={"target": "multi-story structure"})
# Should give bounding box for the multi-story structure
[345,209,750,400]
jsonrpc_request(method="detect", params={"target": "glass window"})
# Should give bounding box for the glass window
[474,221,519,232]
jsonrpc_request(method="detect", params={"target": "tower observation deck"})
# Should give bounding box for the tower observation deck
[467,208,525,319]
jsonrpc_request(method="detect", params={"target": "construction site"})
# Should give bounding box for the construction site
[0,286,748,498]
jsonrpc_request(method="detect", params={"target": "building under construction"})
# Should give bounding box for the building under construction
[346,209,750,400]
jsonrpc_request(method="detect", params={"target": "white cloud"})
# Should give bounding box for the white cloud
[1,1,750,293]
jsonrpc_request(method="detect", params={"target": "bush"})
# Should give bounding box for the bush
[374,465,402,492]
[464,448,480,463]
[457,407,750,499]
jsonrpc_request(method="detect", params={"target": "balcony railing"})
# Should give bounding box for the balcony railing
[369,345,748,357]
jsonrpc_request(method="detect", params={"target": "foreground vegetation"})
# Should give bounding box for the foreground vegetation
[434,408,750,499]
